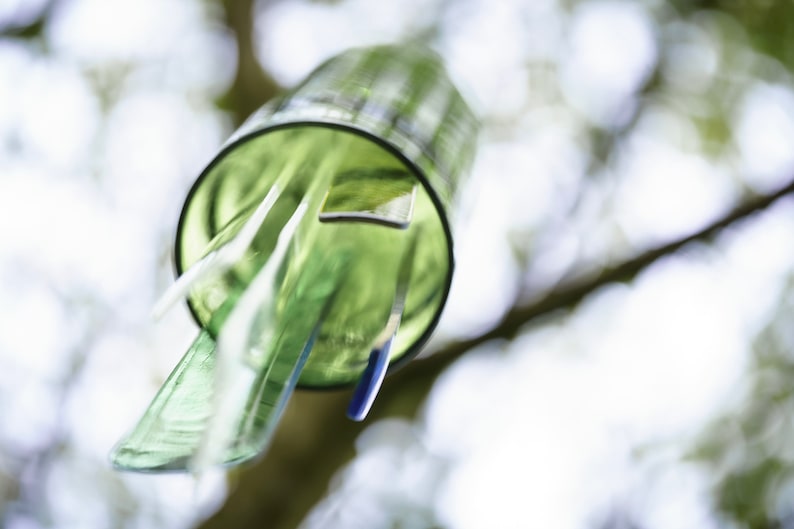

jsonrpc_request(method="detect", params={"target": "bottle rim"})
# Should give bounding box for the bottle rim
[173,119,456,390]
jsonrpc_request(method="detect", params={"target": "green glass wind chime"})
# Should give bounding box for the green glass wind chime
[110,44,479,472]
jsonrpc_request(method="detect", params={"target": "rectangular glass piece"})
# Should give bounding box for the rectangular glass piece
[111,231,349,472]
[110,323,318,472]
[110,329,219,472]
[319,167,417,229]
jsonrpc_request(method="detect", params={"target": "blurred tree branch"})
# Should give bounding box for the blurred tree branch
[197,178,794,529]
[216,0,281,125]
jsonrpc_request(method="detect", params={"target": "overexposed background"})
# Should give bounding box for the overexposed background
[2,0,794,528]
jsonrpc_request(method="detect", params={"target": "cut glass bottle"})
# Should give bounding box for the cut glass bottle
[111,44,479,472]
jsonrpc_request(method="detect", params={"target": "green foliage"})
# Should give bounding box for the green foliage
[691,279,794,528]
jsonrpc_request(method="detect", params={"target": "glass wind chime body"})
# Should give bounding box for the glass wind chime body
[111,45,479,472]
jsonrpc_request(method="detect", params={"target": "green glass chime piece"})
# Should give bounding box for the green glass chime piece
[111,44,478,472]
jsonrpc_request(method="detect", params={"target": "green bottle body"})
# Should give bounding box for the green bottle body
[175,45,479,388]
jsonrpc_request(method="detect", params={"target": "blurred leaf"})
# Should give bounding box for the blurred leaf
[691,275,794,528]
[0,0,56,41]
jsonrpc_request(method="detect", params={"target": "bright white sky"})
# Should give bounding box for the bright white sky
[1,0,794,528]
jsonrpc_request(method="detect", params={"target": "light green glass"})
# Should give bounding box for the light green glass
[111,45,478,472]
